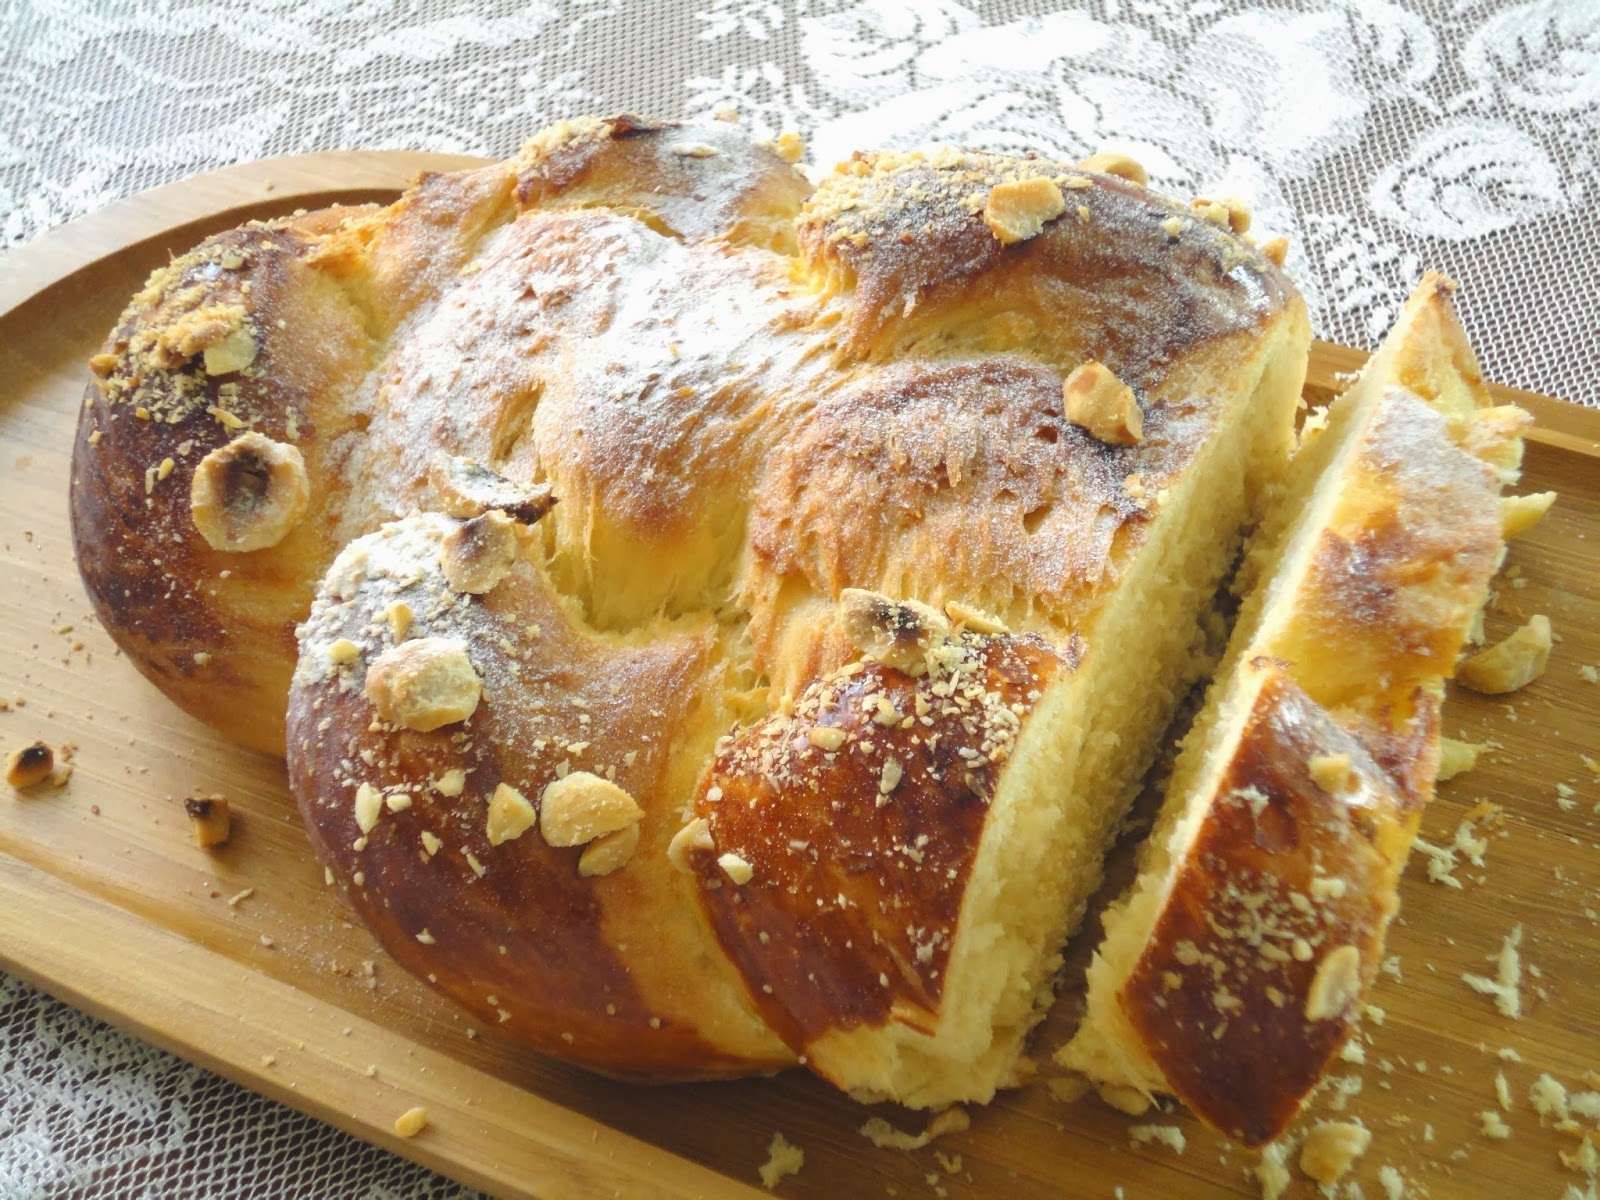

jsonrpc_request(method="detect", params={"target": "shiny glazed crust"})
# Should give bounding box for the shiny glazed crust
[1058,277,1530,1143]
[73,116,1309,1094]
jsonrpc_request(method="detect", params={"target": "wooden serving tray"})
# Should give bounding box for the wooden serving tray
[3,152,1597,1200]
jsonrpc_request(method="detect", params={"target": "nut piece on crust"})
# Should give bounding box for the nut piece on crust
[190,432,311,552]
[667,816,714,872]
[539,771,644,847]
[838,588,951,675]
[578,823,641,877]
[439,511,522,595]
[363,638,482,732]
[487,781,537,846]
[184,795,232,849]
[1304,944,1362,1021]
[7,741,54,790]
[1457,614,1552,694]
[1063,361,1144,445]
[1298,1121,1371,1185]
[428,456,557,524]
[983,177,1067,245]
[1077,152,1148,187]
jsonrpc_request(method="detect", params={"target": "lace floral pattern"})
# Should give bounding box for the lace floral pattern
[1,0,1596,1193]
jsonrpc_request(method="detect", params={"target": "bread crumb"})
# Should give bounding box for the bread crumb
[1378,1164,1406,1199]
[6,741,55,790]
[859,1106,970,1150]
[1458,615,1552,694]
[759,1132,804,1189]
[1479,1111,1512,1139]
[393,1106,428,1138]
[1500,491,1556,539]
[1299,1121,1371,1185]
[1462,925,1523,1018]
[1496,1070,1513,1111]
[1531,1072,1570,1123]
[1253,1139,1293,1200]
[1129,1124,1186,1154]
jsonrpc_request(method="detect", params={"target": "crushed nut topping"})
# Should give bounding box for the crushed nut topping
[439,510,523,595]
[189,432,310,553]
[1077,152,1148,187]
[1457,614,1552,694]
[1305,945,1363,1021]
[982,177,1067,245]
[486,782,537,846]
[539,771,643,847]
[839,588,951,675]
[578,824,641,877]
[363,638,482,732]
[1063,361,1143,446]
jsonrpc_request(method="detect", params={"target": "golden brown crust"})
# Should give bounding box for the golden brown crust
[1119,664,1416,1146]
[76,114,1309,1094]
[686,630,1073,1061]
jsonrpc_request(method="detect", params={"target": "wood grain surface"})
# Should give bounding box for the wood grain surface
[2,152,1597,1200]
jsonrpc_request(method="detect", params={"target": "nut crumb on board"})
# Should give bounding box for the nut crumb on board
[1299,1121,1372,1185]
[184,795,232,849]
[1458,614,1552,694]
[393,1106,428,1138]
[759,1131,804,1190]
[6,741,55,790]
[859,1106,970,1151]
[1462,925,1524,1019]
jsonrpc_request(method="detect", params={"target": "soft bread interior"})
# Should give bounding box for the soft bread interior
[805,322,1306,1107]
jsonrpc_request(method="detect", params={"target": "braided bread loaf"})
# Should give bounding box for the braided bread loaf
[72,115,1312,1106]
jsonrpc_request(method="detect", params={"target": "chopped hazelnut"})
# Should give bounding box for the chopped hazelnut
[1299,1121,1371,1184]
[1077,152,1148,187]
[839,588,950,674]
[1305,944,1363,1021]
[718,851,754,885]
[439,510,522,595]
[539,771,643,847]
[353,782,383,835]
[393,1106,428,1138]
[1191,195,1250,233]
[6,741,54,790]
[667,817,714,872]
[578,823,641,877]
[1457,615,1552,694]
[184,795,232,849]
[363,638,481,731]
[190,432,310,553]
[982,177,1067,245]
[943,600,1008,634]
[428,456,556,524]
[1260,236,1289,266]
[1308,752,1355,794]
[1063,361,1143,445]
[486,782,537,846]
[434,767,467,797]
[807,726,847,752]
[1500,491,1556,539]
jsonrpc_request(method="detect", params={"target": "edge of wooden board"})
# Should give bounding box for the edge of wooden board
[0,851,765,1200]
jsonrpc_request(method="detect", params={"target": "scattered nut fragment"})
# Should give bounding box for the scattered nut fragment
[190,432,310,553]
[667,817,714,872]
[328,638,361,665]
[1078,152,1148,187]
[767,131,804,164]
[6,741,54,790]
[1191,195,1250,233]
[1259,236,1289,266]
[1458,614,1552,694]
[203,328,259,376]
[439,510,523,594]
[384,601,413,643]
[807,726,847,752]
[486,782,537,846]
[1437,737,1484,782]
[578,823,641,877]
[1308,752,1356,794]
[839,588,950,675]
[184,795,232,849]
[434,767,467,797]
[944,600,1008,634]
[353,782,383,835]
[982,177,1067,245]
[539,771,643,847]
[363,638,481,732]
[393,1106,429,1138]
[428,456,556,524]
[152,303,249,370]
[1305,945,1363,1021]
[1299,1121,1371,1185]
[1500,491,1556,539]
[1063,361,1143,446]
[718,851,754,885]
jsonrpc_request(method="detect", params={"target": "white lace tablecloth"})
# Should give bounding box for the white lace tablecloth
[3,0,1598,1195]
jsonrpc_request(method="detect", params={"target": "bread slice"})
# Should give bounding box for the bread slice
[1056,275,1535,1143]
